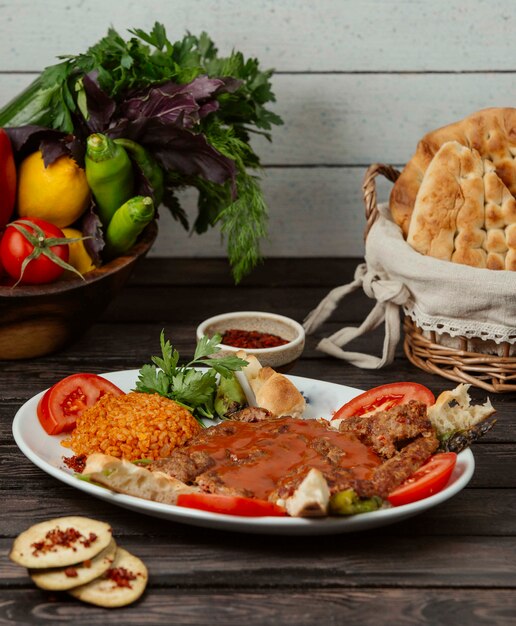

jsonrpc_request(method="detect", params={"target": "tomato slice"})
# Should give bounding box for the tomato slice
[37,373,125,435]
[176,494,287,517]
[332,382,435,420]
[387,453,457,507]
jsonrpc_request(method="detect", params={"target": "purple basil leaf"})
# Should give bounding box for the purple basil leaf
[123,88,200,128]
[63,134,87,168]
[82,71,116,133]
[5,125,64,157]
[217,77,243,94]
[108,118,236,188]
[184,75,226,99]
[198,100,219,119]
[81,205,105,266]
[151,128,236,187]
[39,138,69,166]
[120,76,235,129]
[5,126,85,167]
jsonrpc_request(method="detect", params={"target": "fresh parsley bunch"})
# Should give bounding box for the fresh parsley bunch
[135,331,248,421]
[0,23,283,282]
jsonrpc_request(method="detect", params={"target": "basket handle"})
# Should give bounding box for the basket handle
[362,164,401,239]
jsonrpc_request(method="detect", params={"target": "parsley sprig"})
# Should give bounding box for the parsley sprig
[134,331,248,421]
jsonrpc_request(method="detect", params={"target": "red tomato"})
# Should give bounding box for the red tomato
[37,373,125,435]
[0,129,16,229]
[332,382,435,420]
[388,453,457,507]
[176,494,287,517]
[0,217,69,284]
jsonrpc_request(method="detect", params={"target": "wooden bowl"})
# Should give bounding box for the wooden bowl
[0,221,158,360]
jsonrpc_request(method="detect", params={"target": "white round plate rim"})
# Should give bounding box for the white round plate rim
[12,369,475,536]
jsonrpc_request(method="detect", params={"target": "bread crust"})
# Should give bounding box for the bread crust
[406,139,516,269]
[391,108,516,237]
[237,351,306,418]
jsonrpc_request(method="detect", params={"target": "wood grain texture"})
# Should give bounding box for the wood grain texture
[2,535,515,586]
[0,589,515,626]
[0,258,515,625]
[1,0,516,72]
[3,73,516,166]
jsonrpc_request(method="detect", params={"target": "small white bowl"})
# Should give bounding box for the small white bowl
[196,311,305,370]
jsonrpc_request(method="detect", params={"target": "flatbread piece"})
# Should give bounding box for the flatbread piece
[68,547,148,608]
[9,516,113,569]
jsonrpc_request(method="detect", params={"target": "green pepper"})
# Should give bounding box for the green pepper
[85,133,134,226]
[214,373,247,418]
[104,195,155,258]
[329,489,384,516]
[114,138,164,206]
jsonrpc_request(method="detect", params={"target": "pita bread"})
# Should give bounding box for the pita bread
[407,141,516,269]
[276,468,330,517]
[427,384,495,435]
[68,547,148,608]
[82,453,199,503]
[391,108,516,237]
[9,516,113,569]
[30,538,117,591]
[237,352,306,418]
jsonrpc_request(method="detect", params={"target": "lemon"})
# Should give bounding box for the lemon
[17,151,91,228]
[62,228,96,275]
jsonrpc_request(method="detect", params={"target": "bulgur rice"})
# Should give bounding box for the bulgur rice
[63,393,202,461]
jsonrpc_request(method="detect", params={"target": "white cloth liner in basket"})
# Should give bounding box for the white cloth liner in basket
[304,203,516,369]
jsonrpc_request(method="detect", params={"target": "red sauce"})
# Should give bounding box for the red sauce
[187,417,382,500]
[221,328,289,349]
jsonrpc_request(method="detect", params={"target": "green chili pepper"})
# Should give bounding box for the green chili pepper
[114,138,164,207]
[329,489,384,516]
[104,195,155,258]
[85,133,134,226]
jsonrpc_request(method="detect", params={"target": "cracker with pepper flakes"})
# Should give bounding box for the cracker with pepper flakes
[9,516,112,569]
[68,547,148,608]
[30,538,117,591]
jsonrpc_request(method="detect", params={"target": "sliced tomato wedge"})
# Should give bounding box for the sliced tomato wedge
[332,382,435,420]
[37,373,125,435]
[387,452,457,507]
[176,493,287,517]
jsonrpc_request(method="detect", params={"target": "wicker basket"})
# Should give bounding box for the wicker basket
[362,163,516,393]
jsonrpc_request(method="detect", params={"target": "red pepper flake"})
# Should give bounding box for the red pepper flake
[82,532,97,548]
[83,559,92,568]
[30,527,97,556]
[63,454,87,473]
[221,328,289,349]
[105,567,138,589]
[64,567,78,578]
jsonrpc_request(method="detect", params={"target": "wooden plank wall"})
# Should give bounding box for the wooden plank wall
[1,0,515,259]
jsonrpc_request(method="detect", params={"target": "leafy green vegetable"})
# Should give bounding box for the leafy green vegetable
[135,330,248,421]
[0,22,282,283]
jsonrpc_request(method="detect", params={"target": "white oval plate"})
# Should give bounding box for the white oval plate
[12,370,474,535]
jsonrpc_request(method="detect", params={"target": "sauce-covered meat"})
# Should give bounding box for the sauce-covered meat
[151,417,382,500]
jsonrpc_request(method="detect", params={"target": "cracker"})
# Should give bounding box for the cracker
[9,516,112,569]
[30,538,117,591]
[68,547,148,608]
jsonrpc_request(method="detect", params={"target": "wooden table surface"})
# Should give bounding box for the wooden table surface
[1,258,515,626]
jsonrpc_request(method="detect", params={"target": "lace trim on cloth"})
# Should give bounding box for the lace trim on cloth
[404,302,516,344]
